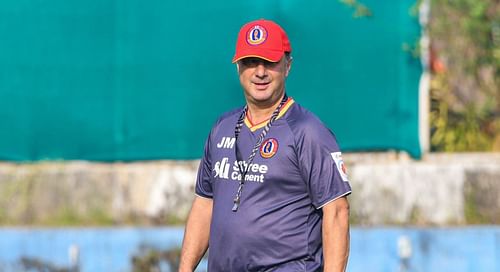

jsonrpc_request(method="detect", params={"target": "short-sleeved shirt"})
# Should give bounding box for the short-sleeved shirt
[196,98,352,272]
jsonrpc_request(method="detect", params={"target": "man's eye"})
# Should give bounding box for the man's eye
[241,58,278,68]
[242,59,259,67]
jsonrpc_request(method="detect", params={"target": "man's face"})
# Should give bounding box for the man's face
[237,56,291,108]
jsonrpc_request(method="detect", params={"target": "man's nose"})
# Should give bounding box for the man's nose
[255,63,267,78]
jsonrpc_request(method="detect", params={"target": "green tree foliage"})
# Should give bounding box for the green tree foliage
[429,0,500,151]
[339,0,373,18]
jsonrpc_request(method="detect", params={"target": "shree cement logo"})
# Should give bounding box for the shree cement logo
[213,157,268,183]
[213,157,230,179]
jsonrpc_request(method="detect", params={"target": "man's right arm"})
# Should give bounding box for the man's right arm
[179,196,213,272]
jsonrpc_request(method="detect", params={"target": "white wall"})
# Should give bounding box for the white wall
[0,153,499,225]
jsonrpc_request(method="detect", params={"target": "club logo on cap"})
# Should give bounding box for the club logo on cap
[247,25,267,45]
[260,138,278,159]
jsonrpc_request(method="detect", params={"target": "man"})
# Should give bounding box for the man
[179,19,351,272]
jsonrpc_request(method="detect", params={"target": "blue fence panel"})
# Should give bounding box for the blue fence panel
[0,227,498,271]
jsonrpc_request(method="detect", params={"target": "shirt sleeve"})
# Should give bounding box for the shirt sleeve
[295,118,352,209]
[195,131,214,198]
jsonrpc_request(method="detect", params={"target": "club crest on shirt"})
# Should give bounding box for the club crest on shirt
[260,138,278,159]
[330,152,349,182]
[247,25,267,45]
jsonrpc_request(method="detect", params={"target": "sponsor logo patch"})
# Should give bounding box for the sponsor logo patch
[247,25,267,45]
[260,138,278,159]
[331,152,349,182]
[213,157,268,183]
[213,157,230,179]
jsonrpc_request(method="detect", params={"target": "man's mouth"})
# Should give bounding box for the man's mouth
[253,82,270,90]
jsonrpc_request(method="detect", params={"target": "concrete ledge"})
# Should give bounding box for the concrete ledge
[346,152,500,225]
[0,153,499,226]
[0,161,198,225]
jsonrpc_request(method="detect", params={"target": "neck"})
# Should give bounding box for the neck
[246,94,286,125]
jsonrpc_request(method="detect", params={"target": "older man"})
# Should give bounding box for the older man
[180,19,351,272]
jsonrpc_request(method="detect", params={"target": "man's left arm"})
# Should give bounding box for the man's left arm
[322,196,350,272]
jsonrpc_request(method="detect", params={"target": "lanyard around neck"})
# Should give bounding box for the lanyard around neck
[232,94,288,212]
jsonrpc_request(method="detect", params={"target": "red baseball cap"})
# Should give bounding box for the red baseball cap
[232,19,292,63]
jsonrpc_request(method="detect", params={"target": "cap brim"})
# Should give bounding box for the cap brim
[232,49,284,63]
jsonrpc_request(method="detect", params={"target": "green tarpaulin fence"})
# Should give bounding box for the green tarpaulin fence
[0,0,422,161]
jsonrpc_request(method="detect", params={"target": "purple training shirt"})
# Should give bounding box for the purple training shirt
[196,98,352,271]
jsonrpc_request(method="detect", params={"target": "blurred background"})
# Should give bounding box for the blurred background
[0,0,498,271]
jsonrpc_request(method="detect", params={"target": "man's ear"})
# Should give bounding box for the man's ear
[285,57,293,77]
